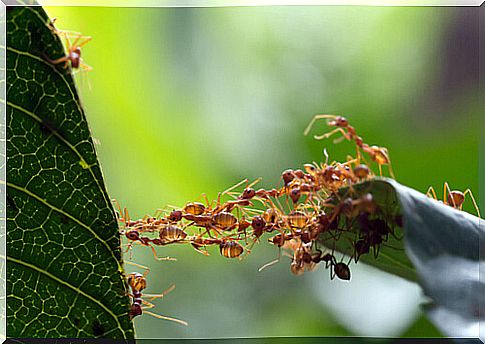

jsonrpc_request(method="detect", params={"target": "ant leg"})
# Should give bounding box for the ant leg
[75,35,93,48]
[386,159,396,179]
[330,263,336,280]
[247,177,263,189]
[125,261,150,274]
[112,199,126,224]
[153,209,166,219]
[69,34,82,48]
[125,261,151,279]
[426,186,438,200]
[314,127,349,141]
[79,61,93,72]
[462,189,481,218]
[142,310,188,326]
[222,179,249,196]
[199,193,211,208]
[258,247,281,272]
[303,114,337,136]
[44,55,69,66]
[443,182,455,207]
[122,241,133,254]
[149,245,177,262]
[191,243,210,256]
[144,284,176,301]
[373,243,381,258]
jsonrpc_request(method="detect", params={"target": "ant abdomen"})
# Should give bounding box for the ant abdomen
[219,241,244,258]
[333,262,351,280]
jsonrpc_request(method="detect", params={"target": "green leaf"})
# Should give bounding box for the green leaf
[6,6,134,338]
[326,178,482,337]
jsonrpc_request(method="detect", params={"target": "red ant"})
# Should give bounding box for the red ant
[426,182,480,218]
[126,263,187,326]
[304,114,394,178]
[47,20,92,72]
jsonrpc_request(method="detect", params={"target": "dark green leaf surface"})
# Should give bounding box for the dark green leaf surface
[6,7,134,338]
[328,178,483,337]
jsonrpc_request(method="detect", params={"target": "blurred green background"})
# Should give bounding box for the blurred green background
[45,5,479,339]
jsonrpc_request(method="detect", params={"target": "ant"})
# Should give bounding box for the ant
[426,182,480,218]
[188,235,246,259]
[120,229,177,261]
[126,263,188,326]
[46,20,92,72]
[312,252,351,280]
[304,114,394,178]
[289,240,318,276]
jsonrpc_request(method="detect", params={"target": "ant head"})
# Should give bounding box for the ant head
[241,188,256,200]
[169,210,183,222]
[127,272,146,291]
[300,183,311,192]
[302,252,313,264]
[125,230,140,241]
[300,230,311,244]
[304,164,316,175]
[317,212,330,226]
[268,234,285,247]
[294,169,305,179]
[371,146,390,165]
[282,169,295,185]
[263,208,280,224]
[334,116,348,127]
[289,188,301,204]
[251,216,266,231]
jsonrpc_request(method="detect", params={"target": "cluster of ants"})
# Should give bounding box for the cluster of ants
[114,115,479,324]
[116,115,398,277]
[113,115,404,324]
[42,22,480,325]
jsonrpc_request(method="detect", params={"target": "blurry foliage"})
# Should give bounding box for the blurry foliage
[44,6,479,339]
